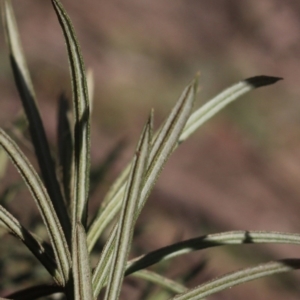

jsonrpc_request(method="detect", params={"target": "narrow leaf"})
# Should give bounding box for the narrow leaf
[73,222,93,300]
[2,0,71,242]
[52,0,91,227]
[88,75,281,254]
[170,259,300,300]
[126,230,300,275]
[92,80,196,297]
[104,118,151,300]
[87,165,129,252]
[88,79,196,254]
[179,76,282,143]
[87,68,94,111]
[0,147,8,180]
[2,0,35,97]
[0,205,62,284]
[0,129,71,285]
[133,270,187,294]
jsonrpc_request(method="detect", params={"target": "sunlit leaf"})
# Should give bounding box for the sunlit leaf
[0,205,62,284]
[126,230,300,275]
[103,117,151,300]
[0,129,71,285]
[170,259,300,300]
[52,0,91,228]
[2,0,71,242]
[73,223,93,300]
[179,76,282,143]
[92,79,197,297]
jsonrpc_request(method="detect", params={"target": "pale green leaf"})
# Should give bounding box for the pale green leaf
[52,0,91,227]
[92,80,197,297]
[170,259,300,300]
[126,230,300,275]
[0,129,71,285]
[87,68,94,112]
[0,205,62,285]
[88,79,196,254]
[104,117,151,300]
[2,0,71,242]
[73,222,93,300]
[179,76,282,143]
[133,270,187,294]
[0,147,8,181]
[87,154,130,252]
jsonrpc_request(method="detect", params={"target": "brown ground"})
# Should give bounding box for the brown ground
[1,0,300,299]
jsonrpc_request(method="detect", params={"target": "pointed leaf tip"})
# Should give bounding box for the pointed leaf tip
[245,75,283,88]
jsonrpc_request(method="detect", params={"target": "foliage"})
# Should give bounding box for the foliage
[0,1,297,299]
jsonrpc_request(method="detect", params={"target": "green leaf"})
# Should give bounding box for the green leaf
[92,79,197,297]
[0,147,8,181]
[87,68,94,112]
[103,117,151,300]
[73,222,93,300]
[88,75,281,253]
[0,129,71,285]
[179,76,282,143]
[87,75,282,267]
[87,148,130,252]
[126,231,300,275]
[2,0,35,97]
[88,79,196,253]
[2,0,71,243]
[169,259,300,300]
[52,0,91,228]
[133,270,187,294]
[0,205,62,285]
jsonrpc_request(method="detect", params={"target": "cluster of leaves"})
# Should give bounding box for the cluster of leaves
[0,0,299,299]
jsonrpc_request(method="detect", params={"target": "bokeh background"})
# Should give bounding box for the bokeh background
[1,0,300,299]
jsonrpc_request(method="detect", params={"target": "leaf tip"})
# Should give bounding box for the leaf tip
[245,75,283,88]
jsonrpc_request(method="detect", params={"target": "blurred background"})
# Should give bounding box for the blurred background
[1,0,300,299]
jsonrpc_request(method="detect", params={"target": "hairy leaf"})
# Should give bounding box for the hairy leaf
[52,0,91,228]
[2,0,71,242]
[170,259,300,300]
[104,118,151,300]
[0,129,71,285]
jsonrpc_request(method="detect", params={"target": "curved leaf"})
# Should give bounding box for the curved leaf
[87,76,281,253]
[0,205,62,284]
[92,80,196,297]
[133,270,187,294]
[2,0,71,242]
[0,129,71,285]
[179,76,282,143]
[170,259,300,300]
[52,0,91,227]
[88,79,196,253]
[126,230,300,275]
